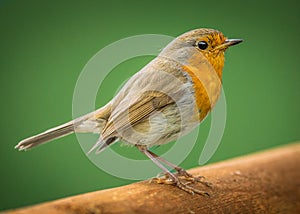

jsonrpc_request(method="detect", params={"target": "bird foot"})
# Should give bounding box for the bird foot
[151,172,211,196]
[176,169,213,187]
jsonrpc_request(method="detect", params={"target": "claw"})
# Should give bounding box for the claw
[151,172,210,196]
[175,180,210,196]
[151,177,174,185]
[176,169,213,187]
[137,147,211,196]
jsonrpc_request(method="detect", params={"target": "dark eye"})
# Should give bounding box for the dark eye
[197,41,208,50]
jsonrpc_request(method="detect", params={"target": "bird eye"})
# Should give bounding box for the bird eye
[197,41,208,50]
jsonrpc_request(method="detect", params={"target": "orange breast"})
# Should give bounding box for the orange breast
[182,53,223,121]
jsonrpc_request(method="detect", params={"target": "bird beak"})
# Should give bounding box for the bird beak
[224,39,243,47]
[216,39,243,50]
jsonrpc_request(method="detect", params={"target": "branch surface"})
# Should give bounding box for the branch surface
[6,142,300,214]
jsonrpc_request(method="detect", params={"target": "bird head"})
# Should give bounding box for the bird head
[161,28,242,78]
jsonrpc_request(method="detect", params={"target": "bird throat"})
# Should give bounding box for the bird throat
[182,52,224,121]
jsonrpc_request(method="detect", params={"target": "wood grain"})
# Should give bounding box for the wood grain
[6,142,300,214]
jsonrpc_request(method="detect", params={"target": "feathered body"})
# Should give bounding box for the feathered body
[15,28,242,195]
[16,28,241,155]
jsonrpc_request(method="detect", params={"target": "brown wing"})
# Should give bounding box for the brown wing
[101,91,175,140]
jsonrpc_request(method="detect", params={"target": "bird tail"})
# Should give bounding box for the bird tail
[15,120,76,151]
[15,104,111,151]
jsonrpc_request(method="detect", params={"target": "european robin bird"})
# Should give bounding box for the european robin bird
[15,28,242,195]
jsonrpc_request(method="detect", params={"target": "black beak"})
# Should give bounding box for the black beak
[215,39,243,50]
[224,39,243,47]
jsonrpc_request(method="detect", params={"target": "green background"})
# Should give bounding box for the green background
[1,0,299,211]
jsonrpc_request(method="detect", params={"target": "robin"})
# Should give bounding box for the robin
[15,28,242,195]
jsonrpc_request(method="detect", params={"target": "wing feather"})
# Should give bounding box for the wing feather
[101,91,174,140]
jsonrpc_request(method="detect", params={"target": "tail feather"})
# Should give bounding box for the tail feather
[15,121,75,151]
[15,103,112,151]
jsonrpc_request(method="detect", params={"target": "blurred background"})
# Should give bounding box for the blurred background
[0,0,299,211]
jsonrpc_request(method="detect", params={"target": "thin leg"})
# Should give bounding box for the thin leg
[147,149,212,187]
[146,150,180,170]
[137,145,209,196]
[140,149,178,183]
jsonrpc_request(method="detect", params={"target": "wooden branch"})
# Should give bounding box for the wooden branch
[6,143,300,214]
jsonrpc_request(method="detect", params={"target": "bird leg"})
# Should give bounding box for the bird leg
[146,149,212,187]
[137,145,210,196]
